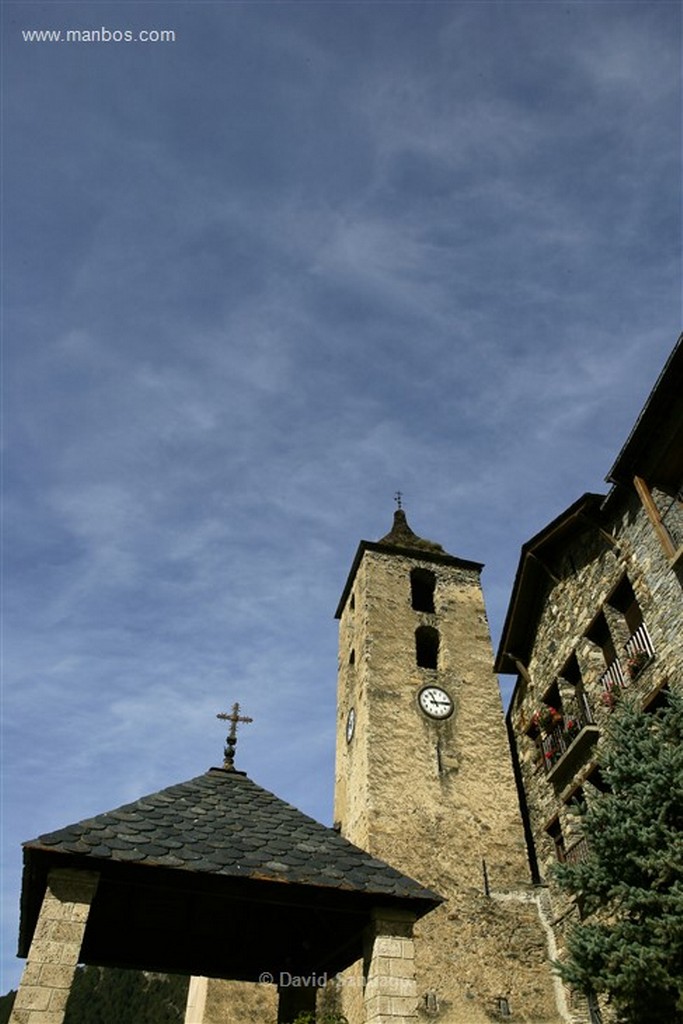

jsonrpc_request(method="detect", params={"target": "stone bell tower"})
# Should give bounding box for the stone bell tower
[333,509,565,1024]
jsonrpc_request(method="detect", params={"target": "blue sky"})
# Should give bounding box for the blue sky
[1,0,680,993]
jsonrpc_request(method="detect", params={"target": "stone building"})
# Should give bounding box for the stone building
[10,765,441,1024]
[9,337,681,1024]
[332,508,565,1024]
[189,507,567,1024]
[495,334,683,1021]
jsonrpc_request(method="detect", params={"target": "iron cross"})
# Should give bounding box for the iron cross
[394,490,403,510]
[217,702,253,770]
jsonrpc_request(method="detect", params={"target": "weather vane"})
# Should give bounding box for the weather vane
[394,491,403,510]
[216,702,253,770]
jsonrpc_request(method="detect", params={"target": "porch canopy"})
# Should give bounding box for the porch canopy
[17,767,440,981]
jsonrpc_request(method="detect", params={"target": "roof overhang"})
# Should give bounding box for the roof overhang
[19,846,440,980]
[494,494,605,675]
[607,333,683,491]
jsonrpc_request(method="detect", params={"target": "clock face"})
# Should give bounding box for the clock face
[418,686,454,720]
[346,707,356,743]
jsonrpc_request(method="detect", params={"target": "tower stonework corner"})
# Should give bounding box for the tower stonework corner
[334,513,566,1024]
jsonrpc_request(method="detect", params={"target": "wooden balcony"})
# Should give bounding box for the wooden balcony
[539,704,599,787]
[545,724,600,788]
[600,625,655,709]
[624,624,654,674]
[598,658,625,693]
[565,836,590,865]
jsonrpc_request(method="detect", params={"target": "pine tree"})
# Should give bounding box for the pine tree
[553,691,683,1024]
[62,965,189,1023]
[0,968,189,1023]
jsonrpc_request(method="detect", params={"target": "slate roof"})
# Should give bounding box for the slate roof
[377,509,447,554]
[25,767,441,906]
[494,493,605,675]
[606,331,683,490]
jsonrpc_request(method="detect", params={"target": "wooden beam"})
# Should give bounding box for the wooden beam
[633,475,676,559]
[506,656,532,684]
[577,511,620,548]
[527,549,561,585]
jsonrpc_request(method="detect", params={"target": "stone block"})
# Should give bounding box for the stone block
[48,988,71,1011]
[69,903,93,922]
[364,976,388,999]
[363,994,380,1019]
[389,995,418,1017]
[38,964,75,990]
[399,939,415,960]
[387,957,415,979]
[31,918,55,942]
[14,985,51,1011]
[31,941,64,966]
[51,921,84,945]
[9,1008,30,1024]
[17,963,42,987]
[387,977,416,997]
[367,993,393,1018]
[373,936,403,958]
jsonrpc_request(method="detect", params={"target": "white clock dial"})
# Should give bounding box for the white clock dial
[346,707,356,743]
[418,686,454,720]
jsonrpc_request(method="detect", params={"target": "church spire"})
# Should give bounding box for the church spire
[378,505,446,555]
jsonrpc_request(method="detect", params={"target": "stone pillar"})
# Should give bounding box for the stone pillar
[184,976,209,1023]
[10,868,99,1024]
[364,909,418,1024]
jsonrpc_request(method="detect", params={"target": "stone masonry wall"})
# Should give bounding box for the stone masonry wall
[10,869,99,1024]
[335,548,565,1024]
[510,492,682,886]
[198,979,277,1024]
[508,492,682,1022]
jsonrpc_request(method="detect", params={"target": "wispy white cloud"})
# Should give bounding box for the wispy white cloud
[2,0,679,993]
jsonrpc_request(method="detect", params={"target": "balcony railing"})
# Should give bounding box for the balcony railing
[578,690,594,725]
[624,622,654,661]
[600,625,655,707]
[565,836,590,865]
[598,658,625,692]
[539,703,595,774]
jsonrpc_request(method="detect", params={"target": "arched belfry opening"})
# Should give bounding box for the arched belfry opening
[410,568,436,613]
[415,625,439,669]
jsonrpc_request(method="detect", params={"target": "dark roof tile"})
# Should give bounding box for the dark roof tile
[89,845,112,858]
[24,768,440,906]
